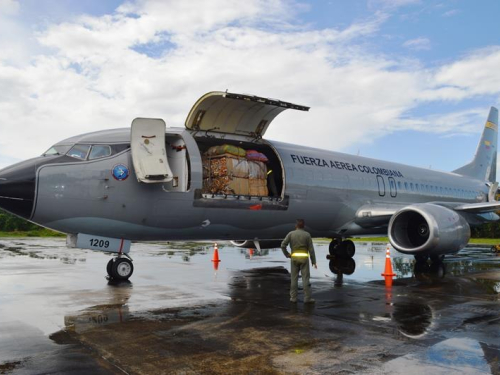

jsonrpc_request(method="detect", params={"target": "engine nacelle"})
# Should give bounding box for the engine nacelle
[388,203,470,255]
[230,240,283,249]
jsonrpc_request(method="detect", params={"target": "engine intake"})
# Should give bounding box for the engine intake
[389,203,470,255]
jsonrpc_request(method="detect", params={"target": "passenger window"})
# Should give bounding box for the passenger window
[397,181,402,189]
[89,145,112,160]
[410,183,414,191]
[67,144,91,160]
[404,182,408,190]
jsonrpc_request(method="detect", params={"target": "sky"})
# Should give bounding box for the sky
[1,0,500,175]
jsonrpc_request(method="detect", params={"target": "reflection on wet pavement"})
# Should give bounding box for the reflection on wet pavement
[0,238,499,373]
[382,338,495,375]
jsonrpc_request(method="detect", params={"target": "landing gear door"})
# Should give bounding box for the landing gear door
[131,118,173,183]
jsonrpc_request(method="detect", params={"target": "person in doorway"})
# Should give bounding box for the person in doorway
[267,169,279,197]
[281,219,317,303]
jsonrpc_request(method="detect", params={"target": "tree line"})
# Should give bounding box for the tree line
[0,210,40,231]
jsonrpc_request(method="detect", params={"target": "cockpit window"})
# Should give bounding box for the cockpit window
[43,145,71,156]
[67,144,91,160]
[89,145,112,160]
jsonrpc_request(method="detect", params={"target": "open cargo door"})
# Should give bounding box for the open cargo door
[131,118,173,183]
[185,91,309,137]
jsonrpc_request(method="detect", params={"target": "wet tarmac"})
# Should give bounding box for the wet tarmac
[0,238,499,374]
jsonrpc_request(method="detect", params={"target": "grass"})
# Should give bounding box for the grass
[0,231,498,245]
[468,238,500,245]
[351,237,390,243]
[0,229,65,238]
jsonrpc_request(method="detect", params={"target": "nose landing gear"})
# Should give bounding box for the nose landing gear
[107,256,134,280]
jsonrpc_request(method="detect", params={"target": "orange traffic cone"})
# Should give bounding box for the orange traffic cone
[381,245,396,287]
[384,288,394,314]
[213,259,220,271]
[249,248,254,258]
[212,243,221,264]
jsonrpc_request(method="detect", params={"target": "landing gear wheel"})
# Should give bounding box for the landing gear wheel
[414,254,429,263]
[329,239,341,256]
[341,240,356,258]
[110,258,134,280]
[430,254,444,263]
[429,261,446,278]
[342,258,356,275]
[414,260,430,275]
[106,259,113,277]
[329,257,356,275]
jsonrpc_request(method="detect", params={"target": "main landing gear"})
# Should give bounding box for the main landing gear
[413,254,446,280]
[327,238,357,285]
[328,238,356,258]
[106,255,134,280]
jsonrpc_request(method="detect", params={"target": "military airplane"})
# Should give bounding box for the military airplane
[0,91,499,280]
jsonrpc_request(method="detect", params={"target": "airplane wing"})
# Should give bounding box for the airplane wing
[454,201,500,213]
[355,200,500,229]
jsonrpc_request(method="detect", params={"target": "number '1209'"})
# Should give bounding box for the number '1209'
[90,239,110,248]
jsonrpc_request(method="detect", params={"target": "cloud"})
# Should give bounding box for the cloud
[391,108,487,134]
[0,0,19,16]
[368,0,421,10]
[435,47,500,96]
[443,9,460,17]
[0,0,37,65]
[0,0,499,170]
[403,37,431,51]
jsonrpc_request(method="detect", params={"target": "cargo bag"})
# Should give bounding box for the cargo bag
[203,177,250,195]
[206,144,246,158]
[246,150,269,163]
[248,161,267,179]
[249,178,268,196]
[203,155,249,179]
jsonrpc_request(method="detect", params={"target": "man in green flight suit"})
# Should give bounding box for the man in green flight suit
[281,219,317,303]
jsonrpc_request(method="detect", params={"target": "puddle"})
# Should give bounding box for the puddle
[382,338,499,374]
[391,301,434,339]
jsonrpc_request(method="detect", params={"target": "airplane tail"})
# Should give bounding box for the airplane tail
[453,106,498,182]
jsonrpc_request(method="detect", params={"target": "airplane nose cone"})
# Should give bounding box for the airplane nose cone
[0,159,37,219]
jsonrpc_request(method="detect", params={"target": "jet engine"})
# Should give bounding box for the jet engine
[388,203,470,256]
[230,240,283,249]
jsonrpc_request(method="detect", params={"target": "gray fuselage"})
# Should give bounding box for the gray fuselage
[29,128,485,241]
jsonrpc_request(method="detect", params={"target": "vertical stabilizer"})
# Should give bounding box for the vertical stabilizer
[453,107,498,182]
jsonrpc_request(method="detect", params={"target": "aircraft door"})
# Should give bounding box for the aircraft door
[376,175,385,197]
[131,118,174,183]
